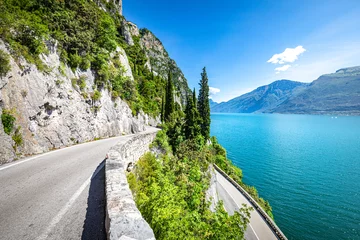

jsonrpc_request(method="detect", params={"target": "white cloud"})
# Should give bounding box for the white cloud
[209,87,220,95]
[275,64,291,73]
[267,46,306,64]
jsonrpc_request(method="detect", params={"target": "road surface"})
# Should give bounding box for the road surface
[0,133,139,240]
[215,170,279,240]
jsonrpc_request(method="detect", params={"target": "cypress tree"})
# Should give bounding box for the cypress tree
[161,93,165,122]
[164,70,174,121]
[193,88,197,108]
[185,89,201,140]
[198,67,211,140]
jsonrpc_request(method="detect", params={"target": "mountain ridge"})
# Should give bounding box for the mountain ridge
[211,66,360,115]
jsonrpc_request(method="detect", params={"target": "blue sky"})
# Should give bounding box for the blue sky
[124,0,360,102]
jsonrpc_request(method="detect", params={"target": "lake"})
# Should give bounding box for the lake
[210,113,360,240]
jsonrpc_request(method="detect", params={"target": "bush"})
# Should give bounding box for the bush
[92,89,101,101]
[69,53,82,71]
[129,148,252,240]
[0,50,11,77]
[1,110,16,135]
[12,127,23,150]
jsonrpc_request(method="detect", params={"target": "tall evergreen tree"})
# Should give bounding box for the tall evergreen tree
[197,67,211,140]
[184,90,201,140]
[193,88,197,108]
[161,93,165,122]
[164,70,175,121]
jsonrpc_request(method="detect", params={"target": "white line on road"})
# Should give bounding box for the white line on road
[217,175,260,240]
[36,161,105,240]
[0,151,55,172]
[0,135,123,172]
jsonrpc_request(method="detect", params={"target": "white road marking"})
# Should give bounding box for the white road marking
[36,162,105,240]
[217,175,260,240]
[0,151,55,172]
[248,222,261,240]
[0,135,123,172]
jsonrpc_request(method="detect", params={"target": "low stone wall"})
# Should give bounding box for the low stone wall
[105,129,158,240]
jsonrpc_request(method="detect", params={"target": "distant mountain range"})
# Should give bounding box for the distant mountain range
[211,66,360,115]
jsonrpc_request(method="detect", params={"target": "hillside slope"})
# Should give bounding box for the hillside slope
[0,0,190,163]
[271,67,360,115]
[211,80,308,113]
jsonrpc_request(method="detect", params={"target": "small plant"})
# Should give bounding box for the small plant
[71,78,77,88]
[55,79,64,86]
[78,75,87,91]
[1,109,16,135]
[79,55,91,71]
[21,90,28,97]
[111,90,119,99]
[90,105,101,114]
[0,50,11,78]
[58,62,66,76]
[12,127,23,151]
[92,90,102,101]
[81,92,88,99]
[69,53,82,71]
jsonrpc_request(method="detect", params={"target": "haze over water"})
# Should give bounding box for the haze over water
[211,113,360,240]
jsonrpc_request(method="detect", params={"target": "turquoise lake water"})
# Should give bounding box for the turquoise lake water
[210,113,360,240]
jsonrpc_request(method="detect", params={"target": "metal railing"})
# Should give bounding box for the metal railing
[214,164,288,240]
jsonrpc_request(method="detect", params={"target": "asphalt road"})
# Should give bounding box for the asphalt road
[215,170,279,240]
[0,133,136,240]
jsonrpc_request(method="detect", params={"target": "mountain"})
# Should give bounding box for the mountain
[0,0,190,163]
[272,66,360,115]
[211,80,308,113]
[209,99,219,108]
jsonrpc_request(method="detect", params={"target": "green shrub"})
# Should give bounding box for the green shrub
[92,89,101,101]
[1,110,16,135]
[71,78,77,88]
[0,50,11,77]
[12,127,23,150]
[69,53,82,71]
[78,75,87,91]
[111,90,119,99]
[79,56,90,70]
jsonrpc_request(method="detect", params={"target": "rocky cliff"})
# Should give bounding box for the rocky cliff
[0,1,190,164]
[121,23,191,106]
[0,40,156,164]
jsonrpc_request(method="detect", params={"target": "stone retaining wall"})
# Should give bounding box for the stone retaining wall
[105,129,158,240]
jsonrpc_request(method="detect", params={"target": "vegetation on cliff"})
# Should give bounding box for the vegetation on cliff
[128,68,274,238]
[0,0,188,117]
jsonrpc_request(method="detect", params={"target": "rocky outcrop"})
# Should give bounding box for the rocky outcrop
[105,128,158,240]
[139,30,190,106]
[0,40,157,164]
[121,21,191,106]
[105,0,123,15]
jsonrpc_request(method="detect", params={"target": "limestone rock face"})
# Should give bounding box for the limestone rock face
[128,22,140,37]
[0,40,155,163]
[121,20,135,46]
[105,0,123,15]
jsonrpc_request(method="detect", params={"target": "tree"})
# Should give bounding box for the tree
[164,70,174,121]
[184,89,201,140]
[193,88,197,108]
[197,67,211,140]
[161,93,165,122]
